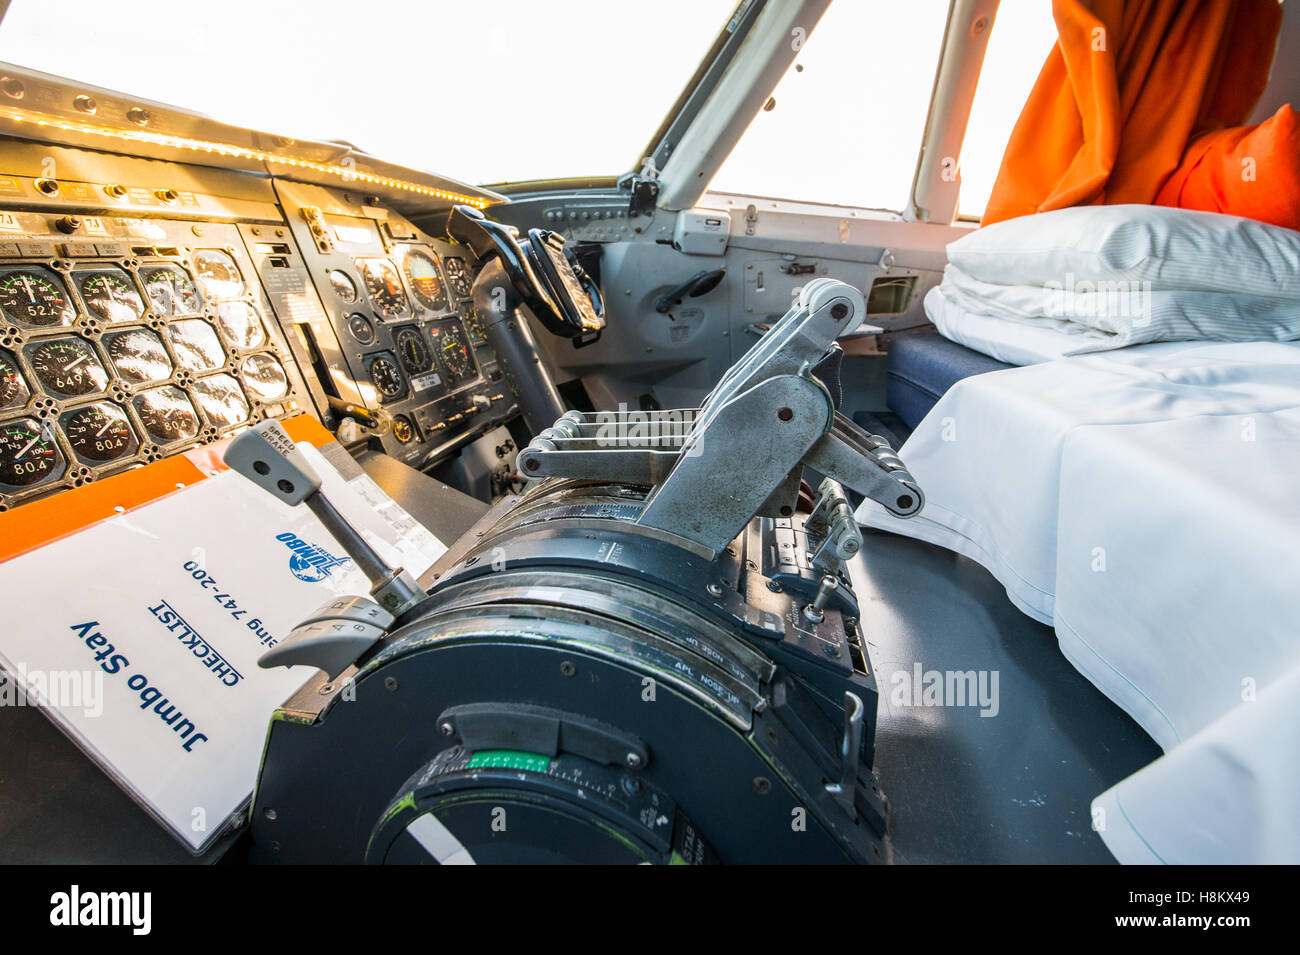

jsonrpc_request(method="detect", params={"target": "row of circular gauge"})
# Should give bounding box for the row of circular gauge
[0,333,289,407]
[326,248,473,322]
[1,338,292,489]
[0,249,248,329]
[0,250,292,493]
[0,363,288,491]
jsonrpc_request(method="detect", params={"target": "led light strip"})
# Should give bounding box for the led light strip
[0,105,493,208]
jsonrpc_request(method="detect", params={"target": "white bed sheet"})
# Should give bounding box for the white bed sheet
[856,340,1300,863]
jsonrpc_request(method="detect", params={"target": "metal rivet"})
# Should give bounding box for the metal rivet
[264,808,277,820]
[707,582,724,597]
[560,661,576,677]
[753,776,772,794]
[831,302,849,320]
[439,720,454,736]
[384,677,398,691]
[625,752,643,768]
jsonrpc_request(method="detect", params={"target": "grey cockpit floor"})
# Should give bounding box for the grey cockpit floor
[853,531,1161,864]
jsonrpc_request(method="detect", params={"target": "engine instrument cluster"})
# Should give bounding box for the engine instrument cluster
[0,203,310,507]
[0,143,516,509]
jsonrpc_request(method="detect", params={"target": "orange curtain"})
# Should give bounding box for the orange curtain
[982,0,1283,226]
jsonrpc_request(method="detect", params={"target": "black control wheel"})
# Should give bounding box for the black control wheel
[446,205,602,340]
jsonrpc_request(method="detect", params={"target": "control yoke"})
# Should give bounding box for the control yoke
[516,278,924,555]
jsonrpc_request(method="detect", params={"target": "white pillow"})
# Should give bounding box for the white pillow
[948,205,1300,299]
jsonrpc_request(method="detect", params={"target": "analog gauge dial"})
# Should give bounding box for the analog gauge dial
[394,326,431,374]
[106,328,172,383]
[0,418,62,488]
[167,319,226,372]
[367,354,405,402]
[216,301,267,349]
[63,403,136,462]
[1,351,29,409]
[435,322,473,384]
[328,269,358,303]
[134,386,200,443]
[347,313,375,344]
[355,258,409,318]
[78,269,145,323]
[140,264,201,316]
[392,414,415,444]
[29,338,108,396]
[0,268,74,327]
[240,353,289,401]
[443,256,472,299]
[192,250,245,298]
[402,249,448,311]
[192,374,250,429]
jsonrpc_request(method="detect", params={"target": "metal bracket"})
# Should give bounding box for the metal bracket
[437,702,650,769]
[618,171,660,218]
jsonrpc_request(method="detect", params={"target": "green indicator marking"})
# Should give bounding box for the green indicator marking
[467,749,551,772]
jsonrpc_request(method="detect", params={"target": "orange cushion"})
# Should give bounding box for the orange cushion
[1155,105,1300,231]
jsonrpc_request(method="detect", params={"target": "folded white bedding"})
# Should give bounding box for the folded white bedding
[926,283,1105,365]
[857,340,1300,863]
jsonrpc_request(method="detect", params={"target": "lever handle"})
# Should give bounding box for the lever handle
[223,419,322,506]
[224,421,424,615]
[825,691,865,819]
[655,268,726,314]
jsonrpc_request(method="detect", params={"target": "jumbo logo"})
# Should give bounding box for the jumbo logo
[275,532,351,582]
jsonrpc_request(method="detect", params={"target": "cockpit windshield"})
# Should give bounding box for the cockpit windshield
[0,0,738,186]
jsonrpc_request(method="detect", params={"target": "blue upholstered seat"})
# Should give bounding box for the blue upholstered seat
[885,329,1013,429]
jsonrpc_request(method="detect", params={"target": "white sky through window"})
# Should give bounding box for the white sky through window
[0,0,1058,216]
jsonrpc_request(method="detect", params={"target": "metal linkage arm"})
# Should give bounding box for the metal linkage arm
[514,279,924,555]
[803,412,924,518]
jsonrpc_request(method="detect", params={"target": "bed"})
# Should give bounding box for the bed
[860,205,1300,863]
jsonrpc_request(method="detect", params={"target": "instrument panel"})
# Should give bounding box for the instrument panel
[275,179,514,467]
[0,144,517,509]
[0,211,308,507]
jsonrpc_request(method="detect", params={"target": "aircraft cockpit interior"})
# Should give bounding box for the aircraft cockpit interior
[0,0,1296,898]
